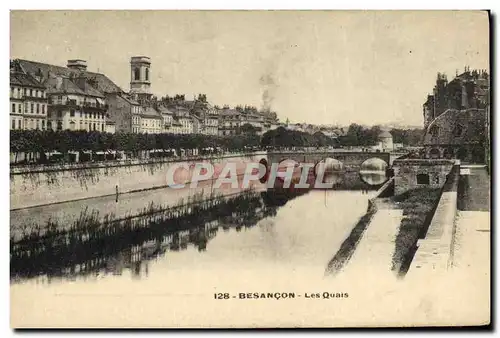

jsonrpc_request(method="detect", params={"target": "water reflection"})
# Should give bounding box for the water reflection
[10,169,388,283]
[10,187,311,282]
[359,171,388,186]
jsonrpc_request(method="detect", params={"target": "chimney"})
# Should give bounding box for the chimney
[75,74,87,92]
[67,59,88,71]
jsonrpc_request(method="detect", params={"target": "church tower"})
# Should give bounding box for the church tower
[130,56,152,105]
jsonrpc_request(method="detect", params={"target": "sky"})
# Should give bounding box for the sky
[10,10,489,127]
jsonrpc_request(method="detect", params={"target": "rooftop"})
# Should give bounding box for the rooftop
[16,59,123,94]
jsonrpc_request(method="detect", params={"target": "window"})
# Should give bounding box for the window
[93,122,96,131]
[42,105,45,114]
[11,103,15,113]
[70,109,75,117]
[18,104,21,113]
[47,121,52,130]
[417,174,430,185]
[429,125,439,137]
[18,120,21,129]
[31,103,34,114]
[11,119,15,129]
[102,124,104,131]
[145,68,149,81]
[134,68,140,81]
[29,89,32,97]
[57,121,62,131]
[36,90,39,97]
[23,88,26,96]
[42,120,45,130]
[36,104,39,114]
[453,124,464,137]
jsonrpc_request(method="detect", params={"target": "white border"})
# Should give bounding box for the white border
[3,1,499,336]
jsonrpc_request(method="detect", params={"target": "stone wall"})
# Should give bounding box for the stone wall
[422,108,486,163]
[392,159,457,195]
[10,152,267,210]
[267,151,391,171]
[406,164,460,275]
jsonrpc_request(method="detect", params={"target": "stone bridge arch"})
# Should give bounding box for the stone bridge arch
[359,157,389,171]
[266,151,391,173]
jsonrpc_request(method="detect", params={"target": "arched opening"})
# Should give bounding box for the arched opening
[360,158,388,172]
[429,148,441,159]
[314,158,343,177]
[359,158,388,186]
[134,68,140,81]
[259,158,269,183]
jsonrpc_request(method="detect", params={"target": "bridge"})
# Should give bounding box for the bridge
[264,150,392,172]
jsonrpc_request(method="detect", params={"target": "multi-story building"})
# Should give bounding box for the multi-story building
[240,112,264,134]
[15,59,126,133]
[191,114,202,134]
[157,105,174,133]
[179,114,193,134]
[203,113,219,135]
[10,60,48,130]
[45,74,109,132]
[422,68,490,163]
[139,107,163,134]
[423,68,489,129]
[218,109,241,136]
[107,93,141,133]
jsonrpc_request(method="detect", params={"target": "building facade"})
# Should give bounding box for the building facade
[422,68,489,164]
[10,60,48,130]
[423,68,489,129]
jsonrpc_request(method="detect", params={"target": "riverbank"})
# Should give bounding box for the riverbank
[10,152,267,210]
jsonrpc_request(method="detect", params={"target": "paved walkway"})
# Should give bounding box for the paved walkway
[452,164,490,271]
[457,165,490,212]
[341,207,403,278]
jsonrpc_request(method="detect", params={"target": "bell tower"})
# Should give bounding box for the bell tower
[130,56,152,105]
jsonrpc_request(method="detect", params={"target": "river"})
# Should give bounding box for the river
[11,171,396,327]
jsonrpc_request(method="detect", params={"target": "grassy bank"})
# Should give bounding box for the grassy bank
[391,187,442,275]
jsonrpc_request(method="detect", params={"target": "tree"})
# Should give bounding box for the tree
[239,123,259,135]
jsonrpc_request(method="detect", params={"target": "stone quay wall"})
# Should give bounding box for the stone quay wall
[392,159,457,195]
[10,152,268,210]
[407,163,461,275]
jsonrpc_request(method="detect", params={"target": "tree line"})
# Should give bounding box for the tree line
[10,130,260,159]
[10,123,423,164]
[336,124,423,147]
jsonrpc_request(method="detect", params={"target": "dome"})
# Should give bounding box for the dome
[378,130,393,139]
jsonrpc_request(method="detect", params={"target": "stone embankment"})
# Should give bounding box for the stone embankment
[10,152,267,210]
[406,163,460,276]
